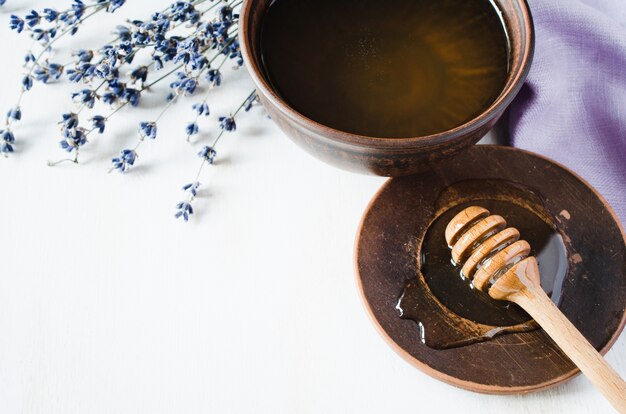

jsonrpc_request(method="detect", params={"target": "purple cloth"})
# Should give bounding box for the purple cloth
[508,0,626,225]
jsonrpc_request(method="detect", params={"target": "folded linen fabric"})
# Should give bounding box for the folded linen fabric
[508,0,626,224]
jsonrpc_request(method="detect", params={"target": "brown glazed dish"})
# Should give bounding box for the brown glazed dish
[355,146,626,394]
[240,0,535,176]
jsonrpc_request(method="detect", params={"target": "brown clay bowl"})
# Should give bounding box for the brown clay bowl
[240,0,535,176]
[355,146,626,394]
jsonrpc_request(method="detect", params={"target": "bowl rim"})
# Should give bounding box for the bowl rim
[239,0,535,149]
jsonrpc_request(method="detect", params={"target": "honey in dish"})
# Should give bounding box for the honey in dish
[397,199,569,349]
[259,0,509,138]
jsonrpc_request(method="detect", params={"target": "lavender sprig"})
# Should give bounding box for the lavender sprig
[48,70,169,167]
[184,52,231,141]
[4,1,127,154]
[48,4,241,168]
[6,0,257,220]
[106,27,241,173]
[108,92,179,173]
[175,90,257,221]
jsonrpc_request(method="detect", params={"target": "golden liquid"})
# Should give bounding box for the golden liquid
[396,193,569,349]
[260,0,509,138]
[419,200,567,327]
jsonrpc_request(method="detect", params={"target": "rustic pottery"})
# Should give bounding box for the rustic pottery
[240,0,535,176]
[355,146,626,394]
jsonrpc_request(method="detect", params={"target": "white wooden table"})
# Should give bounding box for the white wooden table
[0,1,623,413]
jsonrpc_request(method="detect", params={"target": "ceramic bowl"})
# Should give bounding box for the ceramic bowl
[240,0,535,176]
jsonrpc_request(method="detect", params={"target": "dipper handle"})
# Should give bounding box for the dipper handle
[447,206,626,412]
[497,261,626,413]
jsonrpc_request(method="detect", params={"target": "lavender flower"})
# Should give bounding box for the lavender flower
[218,115,236,132]
[182,181,200,197]
[91,115,106,133]
[76,49,94,62]
[7,107,21,121]
[170,72,198,96]
[206,68,222,86]
[219,5,234,23]
[110,149,137,173]
[244,93,258,112]
[192,102,209,116]
[34,63,64,83]
[1,130,15,154]
[198,146,216,164]
[130,65,148,84]
[61,112,79,129]
[72,89,97,108]
[42,8,58,22]
[122,88,141,106]
[174,201,194,222]
[186,122,199,137]
[101,0,126,13]
[9,15,24,33]
[22,75,33,91]
[60,127,87,153]
[25,10,41,28]
[139,122,157,140]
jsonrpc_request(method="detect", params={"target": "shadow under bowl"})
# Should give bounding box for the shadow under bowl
[240,0,535,176]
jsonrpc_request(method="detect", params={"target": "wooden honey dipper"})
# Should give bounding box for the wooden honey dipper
[446,206,626,412]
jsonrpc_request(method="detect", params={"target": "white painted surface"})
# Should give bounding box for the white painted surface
[0,1,623,413]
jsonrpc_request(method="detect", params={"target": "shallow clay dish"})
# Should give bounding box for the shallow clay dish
[355,145,626,394]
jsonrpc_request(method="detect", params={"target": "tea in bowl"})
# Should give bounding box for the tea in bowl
[240,0,534,176]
